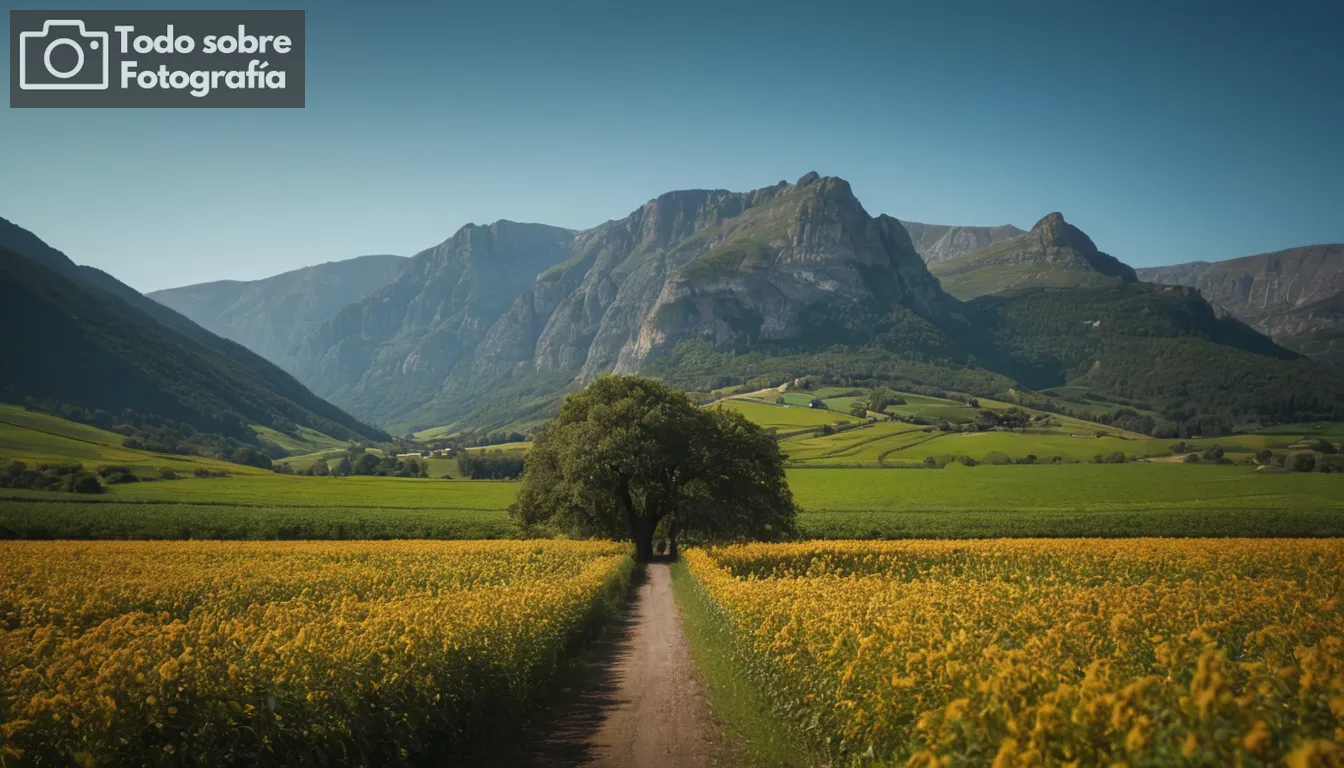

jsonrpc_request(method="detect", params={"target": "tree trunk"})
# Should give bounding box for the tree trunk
[667,518,679,561]
[634,525,655,562]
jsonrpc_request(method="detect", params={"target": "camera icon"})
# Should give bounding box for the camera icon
[18,20,110,90]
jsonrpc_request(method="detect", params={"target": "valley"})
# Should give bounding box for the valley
[3,173,1342,766]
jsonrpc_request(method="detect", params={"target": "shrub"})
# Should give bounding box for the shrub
[69,473,103,494]
[1289,453,1317,473]
[1183,454,1201,463]
[97,465,139,484]
[1255,449,1274,464]
[958,455,978,467]
[983,451,1013,466]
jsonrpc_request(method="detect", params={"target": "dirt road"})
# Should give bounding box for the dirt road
[506,562,719,767]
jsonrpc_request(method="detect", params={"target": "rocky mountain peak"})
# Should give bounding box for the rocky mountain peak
[1028,211,1099,253]
[796,170,821,186]
[1032,211,1067,230]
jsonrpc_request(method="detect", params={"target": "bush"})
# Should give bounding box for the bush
[1201,446,1224,461]
[158,468,178,481]
[958,455,978,467]
[97,465,139,484]
[1183,454,1201,464]
[922,456,939,468]
[458,451,525,480]
[1255,449,1274,465]
[1314,439,1338,455]
[68,473,103,494]
[983,451,1013,466]
[1289,453,1317,473]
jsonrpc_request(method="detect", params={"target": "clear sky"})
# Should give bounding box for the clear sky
[3,0,1341,292]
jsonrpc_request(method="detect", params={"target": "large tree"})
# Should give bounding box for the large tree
[510,375,796,561]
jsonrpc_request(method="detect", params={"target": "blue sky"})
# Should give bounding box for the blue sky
[3,0,1341,292]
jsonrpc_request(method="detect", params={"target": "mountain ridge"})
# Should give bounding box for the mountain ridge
[1137,244,1344,373]
[119,177,1341,436]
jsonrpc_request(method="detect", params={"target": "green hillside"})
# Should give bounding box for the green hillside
[0,239,386,459]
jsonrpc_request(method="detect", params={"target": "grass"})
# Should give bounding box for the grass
[670,560,821,768]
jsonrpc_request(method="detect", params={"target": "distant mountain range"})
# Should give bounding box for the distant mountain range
[8,174,1339,439]
[149,255,407,370]
[0,217,387,448]
[1137,245,1344,374]
[141,173,1341,435]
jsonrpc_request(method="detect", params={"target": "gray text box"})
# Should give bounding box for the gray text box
[10,9,305,108]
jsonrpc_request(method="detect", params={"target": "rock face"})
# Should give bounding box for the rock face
[149,254,407,373]
[284,174,960,430]
[1137,245,1344,373]
[929,212,1138,300]
[899,220,1025,264]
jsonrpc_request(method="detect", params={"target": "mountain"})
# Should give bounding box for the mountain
[0,217,388,448]
[1137,245,1344,374]
[899,220,1026,264]
[148,254,407,372]
[279,174,1338,435]
[292,173,972,431]
[929,212,1139,300]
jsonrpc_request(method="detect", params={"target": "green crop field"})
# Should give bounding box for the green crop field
[779,421,938,466]
[0,501,519,540]
[712,400,861,431]
[789,462,1344,533]
[1,472,520,508]
[788,464,1344,538]
[876,430,1170,463]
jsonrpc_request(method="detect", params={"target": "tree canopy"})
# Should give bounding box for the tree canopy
[509,375,796,561]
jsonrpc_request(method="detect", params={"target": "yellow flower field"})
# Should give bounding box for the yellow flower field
[0,540,630,766]
[685,540,1344,766]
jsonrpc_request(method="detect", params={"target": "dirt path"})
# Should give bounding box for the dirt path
[504,562,718,767]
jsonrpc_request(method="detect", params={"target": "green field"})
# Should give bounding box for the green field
[4,403,1342,541]
[712,399,861,432]
[6,463,1341,540]
[789,463,1344,537]
[4,471,518,507]
[250,424,350,454]
[0,405,259,476]
[0,501,519,539]
[779,421,937,466]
